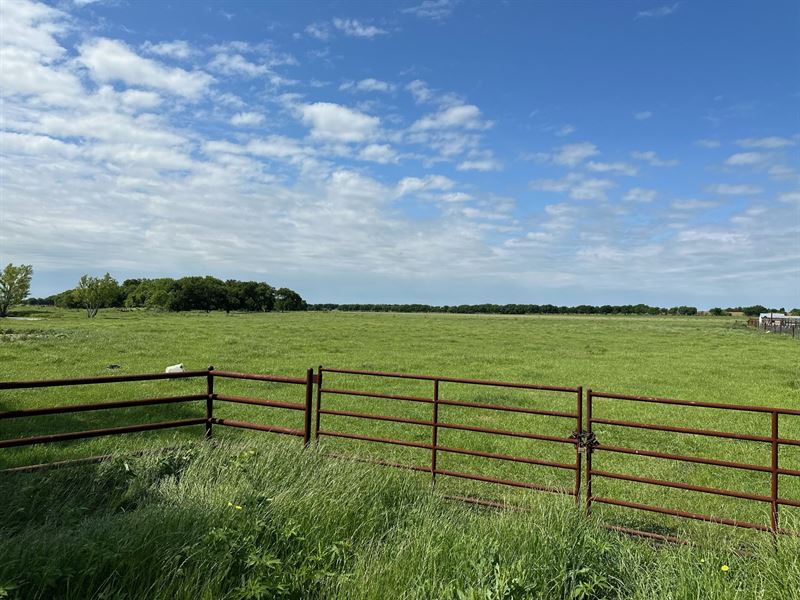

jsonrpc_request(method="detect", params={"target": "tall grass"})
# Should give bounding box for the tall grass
[1,438,798,599]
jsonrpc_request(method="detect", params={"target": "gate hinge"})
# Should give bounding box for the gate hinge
[571,430,599,452]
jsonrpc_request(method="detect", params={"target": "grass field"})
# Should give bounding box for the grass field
[1,308,799,598]
[3,439,799,600]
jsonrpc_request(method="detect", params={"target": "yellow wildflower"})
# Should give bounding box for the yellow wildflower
[721,565,729,572]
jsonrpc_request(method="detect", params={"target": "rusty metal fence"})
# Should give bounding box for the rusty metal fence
[0,367,315,470]
[586,390,800,538]
[1,366,799,541]
[315,367,583,507]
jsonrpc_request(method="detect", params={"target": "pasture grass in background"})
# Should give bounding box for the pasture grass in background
[1,439,799,600]
[1,308,799,539]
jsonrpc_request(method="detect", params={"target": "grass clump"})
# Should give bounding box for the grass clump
[0,438,798,599]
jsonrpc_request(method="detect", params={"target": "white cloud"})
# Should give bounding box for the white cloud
[79,38,212,99]
[705,184,762,195]
[411,104,490,130]
[778,191,800,205]
[118,89,162,110]
[305,22,330,40]
[695,139,721,148]
[395,175,455,197]
[671,199,719,210]
[340,78,395,93]
[208,53,268,77]
[631,150,679,167]
[536,142,599,167]
[737,136,795,149]
[332,18,388,38]
[358,143,398,164]
[555,124,576,137]
[768,165,797,180]
[401,0,457,20]
[724,152,768,166]
[246,136,310,159]
[141,40,194,60]
[586,161,637,176]
[230,112,265,126]
[439,192,473,202]
[457,158,502,172]
[676,230,748,246]
[624,187,657,203]
[1,131,79,157]
[299,102,380,142]
[406,80,433,103]
[1,0,68,59]
[530,173,614,201]
[636,2,680,19]
[633,111,653,120]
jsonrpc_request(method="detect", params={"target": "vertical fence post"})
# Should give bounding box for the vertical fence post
[304,368,314,448]
[585,388,593,516]
[771,411,779,534]
[315,366,323,444]
[575,386,583,507]
[431,379,439,486]
[205,366,214,439]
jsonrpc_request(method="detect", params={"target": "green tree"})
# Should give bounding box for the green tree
[274,287,306,311]
[0,263,33,317]
[75,273,120,318]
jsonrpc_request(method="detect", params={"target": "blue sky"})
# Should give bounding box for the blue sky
[1,0,798,308]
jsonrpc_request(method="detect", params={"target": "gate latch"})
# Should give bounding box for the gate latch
[571,430,599,453]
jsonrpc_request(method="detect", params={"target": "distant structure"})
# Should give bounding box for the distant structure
[758,313,800,337]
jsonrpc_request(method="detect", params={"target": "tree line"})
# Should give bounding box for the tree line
[309,304,800,316]
[308,303,703,315]
[26,274,306,316]
[5,263,796,319]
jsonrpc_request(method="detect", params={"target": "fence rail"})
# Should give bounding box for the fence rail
[1,366,798,542]
[316,367,583,502]
[0,367,315,448]
[586,390,800,536]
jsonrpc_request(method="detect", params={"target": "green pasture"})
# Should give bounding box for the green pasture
[1,308,799,541]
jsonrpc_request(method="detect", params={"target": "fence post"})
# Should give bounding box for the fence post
[304,368,314,447]
[315,365,323,444]
[431,379,439,486]
[205,366,214,439]
[771,411,779,534]
[575,386,583,507]
[585,388,593,516]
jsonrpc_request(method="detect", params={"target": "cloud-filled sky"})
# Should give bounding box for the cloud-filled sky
[1,0,798,307]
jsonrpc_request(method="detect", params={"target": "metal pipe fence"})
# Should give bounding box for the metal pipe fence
[0,367,315,451]
[316,367,583,503]
[1,366,798,542]
[586,390,800,537]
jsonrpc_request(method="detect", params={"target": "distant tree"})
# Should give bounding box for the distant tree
[709,307,727,316]
[742,305,768,317]
[274,287,306,311]
[0,263,33,317]
[50,289,80,309]
[170,276,227,312]
[75,273,120,318]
